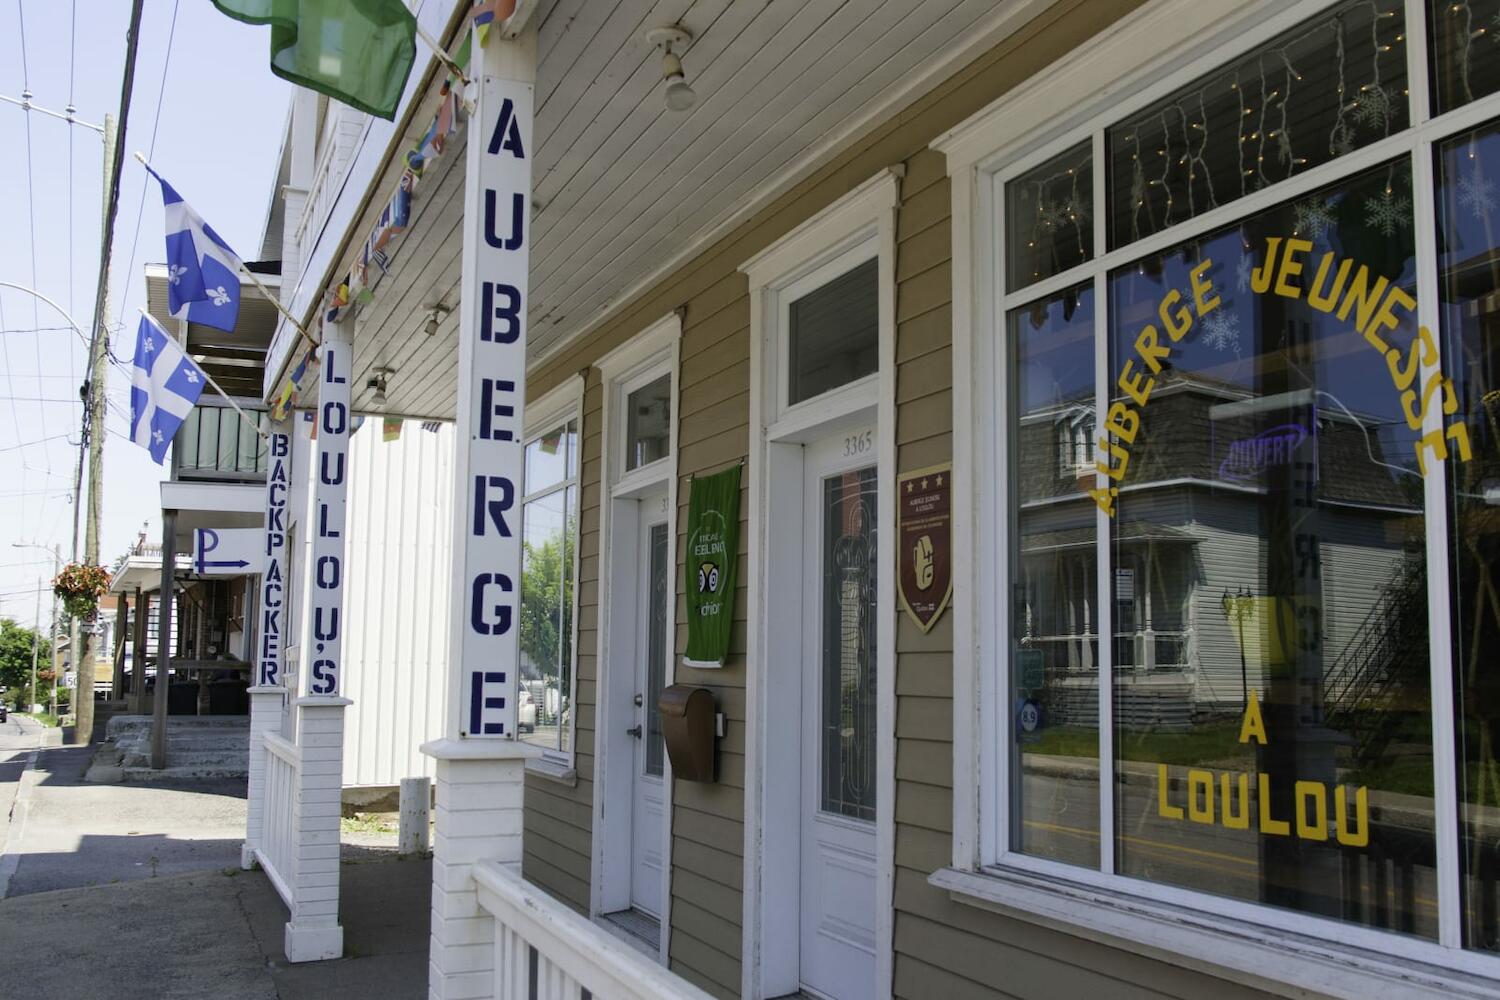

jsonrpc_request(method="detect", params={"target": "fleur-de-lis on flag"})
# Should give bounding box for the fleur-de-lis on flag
[167,264,188,285]
[206,286,230,306]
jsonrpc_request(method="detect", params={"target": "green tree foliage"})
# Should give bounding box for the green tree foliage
[0,618,49,707]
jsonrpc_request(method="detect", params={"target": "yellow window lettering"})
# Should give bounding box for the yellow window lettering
[1295,781,1329,841]
[1257,773,1290,836]
[1135,324,1172,373]
[1335,265,1391,336]
[1335,786,1369,847]
[1385,325,1437,393]
[1221,772,1250,830]
[1250,237,1282,293]
[1187,770,1215,824]
[1158,291,1193,342]
[1415,426,1449,475]
[1087,484,1117,518]
[1189,259,1220,316]
[1095,437,1130,482]
[1306,252,1352,313]
[1366,286,1416,350]
[1117,359,1154,407]
[1157,764,1184,820]
[1238,689,1268,745]
[1104,401,1140,443]
[1274,238,1313,300]
[1401,372,1457,432]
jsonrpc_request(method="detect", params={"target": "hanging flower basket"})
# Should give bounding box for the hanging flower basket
[53,563,111,622]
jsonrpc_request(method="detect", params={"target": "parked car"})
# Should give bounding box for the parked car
[517,684,536,733]
[0,703,9,722]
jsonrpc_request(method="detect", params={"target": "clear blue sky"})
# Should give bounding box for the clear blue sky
[0,0,289,625]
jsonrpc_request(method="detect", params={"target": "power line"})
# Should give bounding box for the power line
[16,1,51,477]
[119,0,180,331]
[0,434,72,454]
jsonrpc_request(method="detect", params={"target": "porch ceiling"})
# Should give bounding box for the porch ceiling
[348,0,1038,419]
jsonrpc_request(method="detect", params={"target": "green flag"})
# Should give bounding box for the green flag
[212,0,418,120]
[684,465,741,668]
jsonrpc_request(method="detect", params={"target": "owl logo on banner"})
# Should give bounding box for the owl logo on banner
[698,561,720,595]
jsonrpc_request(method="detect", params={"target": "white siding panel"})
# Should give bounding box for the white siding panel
[341,418,455,786]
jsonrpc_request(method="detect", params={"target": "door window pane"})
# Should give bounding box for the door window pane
[1107,160,1436,940]
[645,522,668,776]
[1006,143,1093,291]
[820,468,878,821]
[1429,0,1500,116]
[1437,120,1500,952]
[1107,0,1408,250]
[789,258,878,405]
[626,375,671,472]
[1008,281,1100,868]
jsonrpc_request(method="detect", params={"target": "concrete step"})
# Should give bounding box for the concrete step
[92,714,250,782]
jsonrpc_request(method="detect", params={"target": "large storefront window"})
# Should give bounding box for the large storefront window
[990,0,1500,964]
[1438,121,1500,951]
[519,417,579,759]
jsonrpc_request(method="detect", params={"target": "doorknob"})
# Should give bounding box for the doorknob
[626,724,643,739]
[633,693,643,707]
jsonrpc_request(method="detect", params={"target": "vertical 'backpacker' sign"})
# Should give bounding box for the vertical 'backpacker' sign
[308,329,351,696]
[451,73,533,738]
[258,425,290,687]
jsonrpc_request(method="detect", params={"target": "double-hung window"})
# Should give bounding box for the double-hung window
[518,400,581,764]
[950,0,1500,983]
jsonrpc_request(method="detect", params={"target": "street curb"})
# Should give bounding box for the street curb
[0,745,41,899]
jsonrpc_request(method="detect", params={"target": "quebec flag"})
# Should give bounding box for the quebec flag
[130,313,206,465]
[144,164,243,334]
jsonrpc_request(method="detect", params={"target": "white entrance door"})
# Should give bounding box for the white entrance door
[629,499,669,917]
[799,437,878,999]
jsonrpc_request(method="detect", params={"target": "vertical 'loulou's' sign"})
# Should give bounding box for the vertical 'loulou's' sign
[258,426,290,686]
[454,73,532,737]
[308,332,350,696]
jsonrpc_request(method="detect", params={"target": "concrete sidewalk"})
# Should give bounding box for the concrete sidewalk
[0,852,432,1000]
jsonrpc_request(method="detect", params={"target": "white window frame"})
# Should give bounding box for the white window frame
[741,169,898,1000]
[518,374,584,770]
[936,0,1500,994]
[589,313,680,964]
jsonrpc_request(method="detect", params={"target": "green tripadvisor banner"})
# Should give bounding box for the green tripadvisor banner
[684,464,741,668]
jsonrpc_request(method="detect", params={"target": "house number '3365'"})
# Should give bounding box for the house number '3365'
[844,429,874,457]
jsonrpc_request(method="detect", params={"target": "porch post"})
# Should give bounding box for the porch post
[423,19,537,1000]
[130,586,148,715]
[244,418,292,871]
[284,321,352,962]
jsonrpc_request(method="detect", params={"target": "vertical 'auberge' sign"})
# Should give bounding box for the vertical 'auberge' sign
[453,71,532,738]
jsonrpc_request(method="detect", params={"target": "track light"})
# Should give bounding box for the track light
[647,26,695,112]
[425,303,450,336]
[367,368,392,407]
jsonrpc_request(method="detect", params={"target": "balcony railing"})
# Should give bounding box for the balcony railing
[174,401,269,480]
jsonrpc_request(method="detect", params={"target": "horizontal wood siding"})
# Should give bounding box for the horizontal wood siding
[520,368,602,915]
[525,0,1287,996]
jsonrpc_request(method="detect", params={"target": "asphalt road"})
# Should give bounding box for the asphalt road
[0,713,46,897]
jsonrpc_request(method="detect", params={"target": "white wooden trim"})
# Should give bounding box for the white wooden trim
[587,312,680,968]
[931,866,1500,1000]
[740,169,899,1000]
[524,372,585,441]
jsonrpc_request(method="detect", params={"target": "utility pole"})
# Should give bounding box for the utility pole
[77,0,143,746]
[29,576,41,713]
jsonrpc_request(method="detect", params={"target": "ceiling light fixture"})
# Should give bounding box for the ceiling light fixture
[367,368,393,408]
[425,303,451,336]
[647,26,695,112]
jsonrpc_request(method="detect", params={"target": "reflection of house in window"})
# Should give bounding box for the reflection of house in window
[1054,405,1094,480]
[1018,369,1421,731]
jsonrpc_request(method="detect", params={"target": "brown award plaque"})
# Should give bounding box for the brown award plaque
[897,463,953,633]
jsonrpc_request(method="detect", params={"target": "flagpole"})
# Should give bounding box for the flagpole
[131,151,320,353]
[414,22,470,87]
[138,309,268,441]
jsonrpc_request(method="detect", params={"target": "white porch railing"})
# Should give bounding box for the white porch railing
[257,731,300,907]
[472,860,714,1000]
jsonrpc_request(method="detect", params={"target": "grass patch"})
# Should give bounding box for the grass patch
[1026,721,1249,767]
[20,711,59,729]
[340,813,398,836]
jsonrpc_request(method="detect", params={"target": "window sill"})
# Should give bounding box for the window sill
[524,756,577,787]
[930,866,1499,1000]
